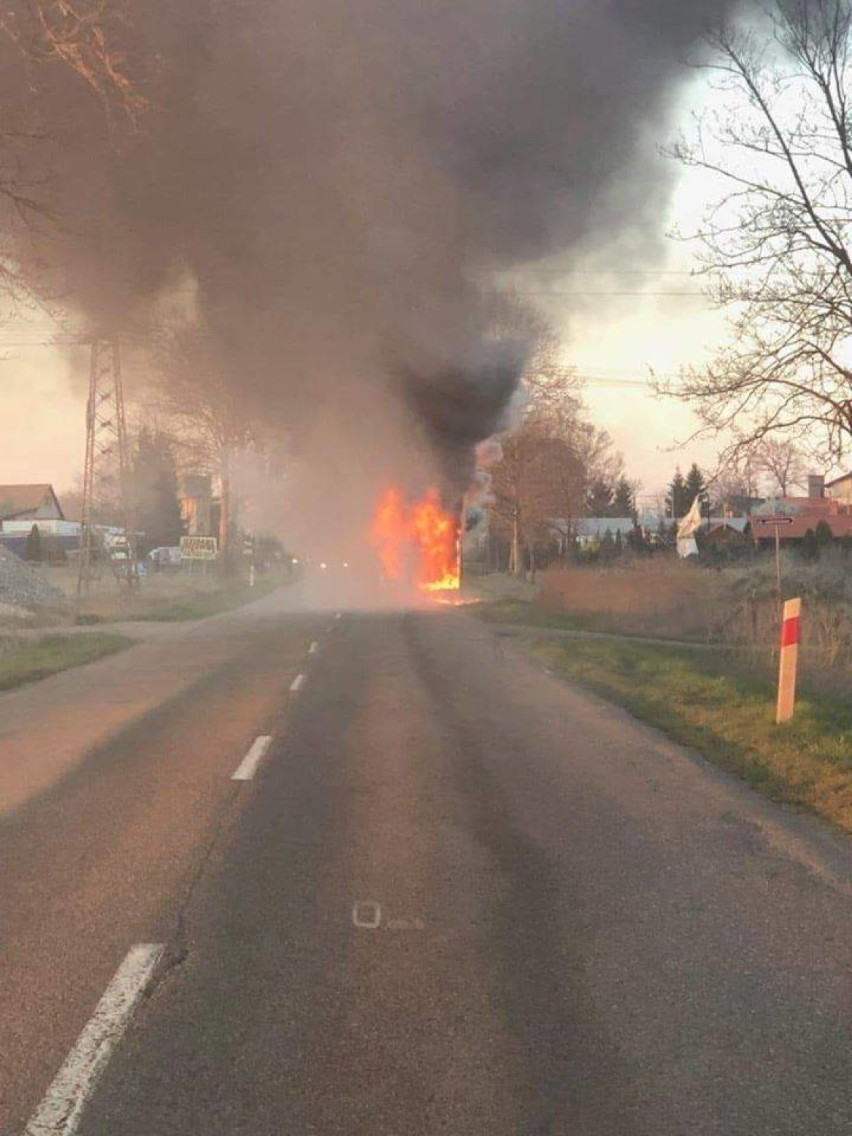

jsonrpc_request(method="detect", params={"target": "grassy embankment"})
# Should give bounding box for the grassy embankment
[473,598,698,640]
[474,597,852,833]
[133,573,286,622]
[68,572,289,624]
[0,633,132,692]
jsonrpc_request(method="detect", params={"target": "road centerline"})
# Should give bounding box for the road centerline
[231,735,273,781]
[24,943,164,1136]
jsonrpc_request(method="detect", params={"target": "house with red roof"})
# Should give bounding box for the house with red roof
[752,474,852,545]
[0,484,65,523]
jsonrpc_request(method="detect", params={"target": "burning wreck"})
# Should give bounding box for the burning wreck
[370,486,461,596]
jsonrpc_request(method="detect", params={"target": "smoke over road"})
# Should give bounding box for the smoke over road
[4,0,745,505]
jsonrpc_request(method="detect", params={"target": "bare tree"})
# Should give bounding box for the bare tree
[151,322,258,568]
[670,1,852,461]
[756,435,807,496]
[490,414,584,579]
[487,298,631,570]
[485,293,625,572]
[708,450,760,513]
[574,421,624,507]
[0,1,146,124]
[0,1,146,302]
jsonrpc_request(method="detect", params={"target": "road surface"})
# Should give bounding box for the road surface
[2,592,852,1134]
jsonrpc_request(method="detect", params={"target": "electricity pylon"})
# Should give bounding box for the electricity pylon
[77,338,138,595]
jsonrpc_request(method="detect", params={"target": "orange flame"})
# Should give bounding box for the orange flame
[370,486,460,592]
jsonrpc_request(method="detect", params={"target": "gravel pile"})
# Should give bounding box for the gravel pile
[0,547,67,609]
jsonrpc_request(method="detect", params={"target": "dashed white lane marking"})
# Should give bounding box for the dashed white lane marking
[334,612,342,620]
[290,673,306,693]
[231,735,273,781]
[25,943,164,1136]
[352,901,382,929]
[308,641,319,655]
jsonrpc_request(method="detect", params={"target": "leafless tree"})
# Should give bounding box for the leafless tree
[707,446,764,512]
[669,1,852,462]
[485,293,626,573]
[756,435,807,495]
[0,1,145,303]
[0,1,146,124]
[150,322,258,566]
[490,414,585,580]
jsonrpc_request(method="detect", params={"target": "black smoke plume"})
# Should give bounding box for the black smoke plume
[2,0,746,495]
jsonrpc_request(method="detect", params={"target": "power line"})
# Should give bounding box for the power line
[497,269,700,277]
[0,325,679,393]
[581,378,656,388]
[482,289,705,297]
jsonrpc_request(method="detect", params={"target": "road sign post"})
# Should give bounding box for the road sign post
[776,597,802,724]
[753,516,794,596]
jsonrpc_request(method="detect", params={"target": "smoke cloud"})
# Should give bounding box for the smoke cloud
[4,0,746,509]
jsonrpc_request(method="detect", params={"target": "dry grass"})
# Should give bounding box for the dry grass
[480,554,852,696]
[36,565,288,624]
[537,561,732,641]
[44,564,223,622]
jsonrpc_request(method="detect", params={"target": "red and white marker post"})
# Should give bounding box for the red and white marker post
[776,597,802,724]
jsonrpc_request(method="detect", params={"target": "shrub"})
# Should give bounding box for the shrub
[24,524,42,563]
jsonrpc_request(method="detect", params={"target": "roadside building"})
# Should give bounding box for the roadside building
[751,475,852,545]
[752,512,852,545]
[0,484,64,522]
[704,517,750,545]
[0,485,80,559]
[549,517,635,553]
[826,471,852,508]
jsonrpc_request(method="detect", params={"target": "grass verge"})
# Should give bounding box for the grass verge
[527,636,852,834]
[0,633,133,692]
[132,574,287,622]
[471,599,705,641]
[473,599,603,632]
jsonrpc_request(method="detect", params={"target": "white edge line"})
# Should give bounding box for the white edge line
[25,943,164,1136]
[231,734,273,781]
[290,673,305,693]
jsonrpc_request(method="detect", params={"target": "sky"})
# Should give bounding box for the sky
[0,274,728,500]
[0,222,730,506]
[0,68,750,504]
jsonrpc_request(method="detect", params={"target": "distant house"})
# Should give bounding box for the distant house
[703,517,751,547]
[0,484,64,523]
[706,516,750,535]
[754,495,837,519]
[549,517,635,551]
[750,474,852,544]
[826,472,852,508]
[752,512,852,544]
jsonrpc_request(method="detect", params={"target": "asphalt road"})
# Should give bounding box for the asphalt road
[3,599,852,1134]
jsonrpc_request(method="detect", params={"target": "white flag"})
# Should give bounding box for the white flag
[677,494,703,540]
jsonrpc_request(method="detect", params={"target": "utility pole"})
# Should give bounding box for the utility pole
[77,338,138,596]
